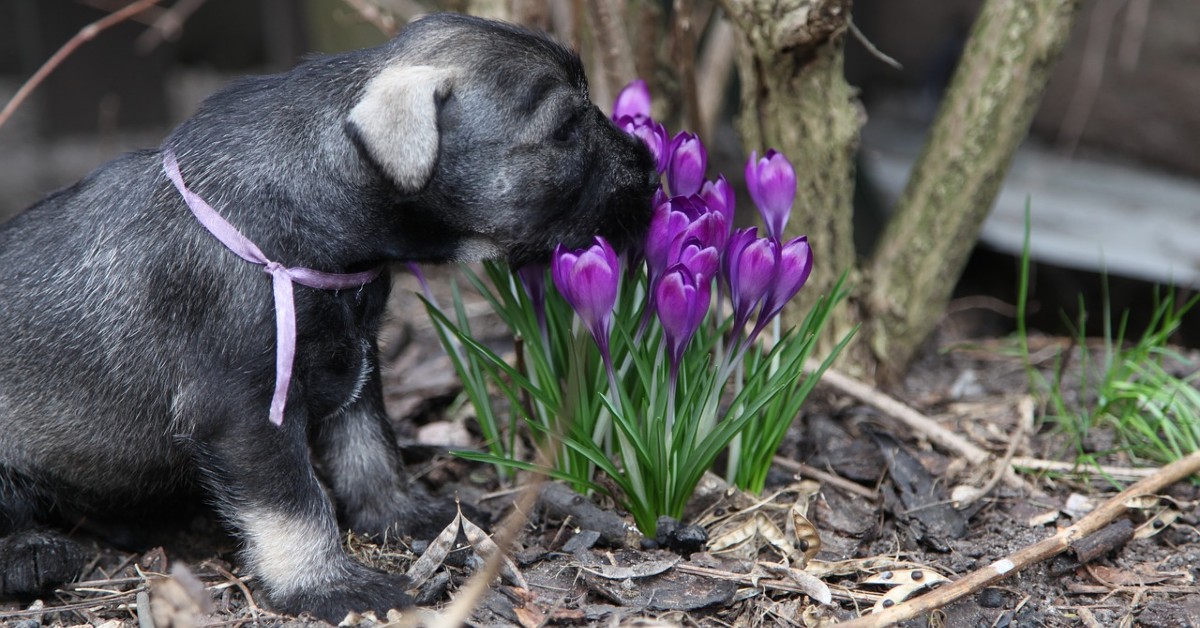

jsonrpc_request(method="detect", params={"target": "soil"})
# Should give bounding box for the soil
[3,266,1199,628]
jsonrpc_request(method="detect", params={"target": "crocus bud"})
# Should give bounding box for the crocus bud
[745,149,796,240]
[668,206,728,262]
[675,238,720,284]
[551,237,621,353]
[667,132,707,197]
[618,116,670,173]
[517,263,548,332]
[699,175,735,232]
[760,235,813,323]
[646,198,696,279]
[613,79,652,120]
[730,236,780,328]
[656,265,705,370]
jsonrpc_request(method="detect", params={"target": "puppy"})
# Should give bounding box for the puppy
[0,13,655,621]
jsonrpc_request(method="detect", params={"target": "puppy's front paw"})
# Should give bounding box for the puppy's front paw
[268,567,412,623]
[0,529,87,597]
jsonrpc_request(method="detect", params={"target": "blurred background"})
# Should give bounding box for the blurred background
[1,0,1197,342]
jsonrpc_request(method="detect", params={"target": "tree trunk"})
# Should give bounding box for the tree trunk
[720,0,1081,381]
[865,0,1081,381]
[717,0,863,367]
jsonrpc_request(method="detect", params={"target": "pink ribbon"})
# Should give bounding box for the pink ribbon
[163,150,383,426]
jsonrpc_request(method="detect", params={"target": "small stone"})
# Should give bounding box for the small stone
[978,587,1007,608]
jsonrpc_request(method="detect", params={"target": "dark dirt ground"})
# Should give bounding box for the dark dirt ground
[3,265,1199,628]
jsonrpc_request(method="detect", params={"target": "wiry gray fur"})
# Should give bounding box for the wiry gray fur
[0,13,655,621]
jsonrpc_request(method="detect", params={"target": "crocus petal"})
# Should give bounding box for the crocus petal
[699,175,735,231]
[746,149,797,240]
[646,199,695,277]
[613,79,652,120]
[722,227,759,297]
[655,266,700,366]
[736,238,780,308]
[667,132,707,197]
[568,251,618,328]
[675,239,720,283]
[551,244,579,306]
[762,235,813,320]
[669,209,727,263]
[552,237,622,344]
[618,116,670,173]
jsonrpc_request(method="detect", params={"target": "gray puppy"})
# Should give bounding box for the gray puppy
[0,13,655,621]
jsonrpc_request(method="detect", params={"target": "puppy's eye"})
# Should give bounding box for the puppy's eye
[552,116,579,143]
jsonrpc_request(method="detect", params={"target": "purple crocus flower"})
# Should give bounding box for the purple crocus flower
[667,131,707,197]
[618,116,671,173]
[699,175,735,232]
[725,231,780,330]
[675,238,720,284]
[745,149,796,240]
[551,237,621,359]
[613,79,652,120]
[645,197,701,279]
[656,265,706,371]
[759,235,813,324]
[517,263,548,335]
[668,205,728,262]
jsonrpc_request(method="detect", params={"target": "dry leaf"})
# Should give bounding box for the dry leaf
[405,511,460,589]
[790,504,822,567]
[862,568,949,588]
[462,514,528,588]
[579,557,679,580]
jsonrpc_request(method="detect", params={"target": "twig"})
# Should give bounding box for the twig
[771,457,879,501]
[584,0,637,106]
[339,0,400,37]
[206,561,263,620]
[1117,0,1150,71]
[671,0,702,134]
[135,0,209,51]
[956,395,1034,509]
[0,0,162,131]
[1056,0,1121,157]
[847,18,902,71]
[695,13,736,139]
[836,449,1200,627]
[1010,457,1161,480]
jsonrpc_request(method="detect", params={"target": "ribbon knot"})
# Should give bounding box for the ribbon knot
[163,150,384,427]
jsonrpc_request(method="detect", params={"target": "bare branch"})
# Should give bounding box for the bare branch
[838,449,1200,627]
[0,0,163,132]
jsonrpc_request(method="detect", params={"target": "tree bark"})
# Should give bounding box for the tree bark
[720,0,1081,380]
[865,0,1081,380]
[717,0,863,365]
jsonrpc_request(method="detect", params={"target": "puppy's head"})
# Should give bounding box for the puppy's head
[345,14,657,266]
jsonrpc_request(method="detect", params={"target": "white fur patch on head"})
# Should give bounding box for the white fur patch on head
[347,65,456,192]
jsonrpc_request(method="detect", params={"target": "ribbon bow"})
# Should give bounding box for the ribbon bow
[163,150,383,426]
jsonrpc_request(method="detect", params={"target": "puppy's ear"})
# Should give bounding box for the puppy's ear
[347,65,456,192]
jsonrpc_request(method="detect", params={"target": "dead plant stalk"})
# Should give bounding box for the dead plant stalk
[837,449,1200,627]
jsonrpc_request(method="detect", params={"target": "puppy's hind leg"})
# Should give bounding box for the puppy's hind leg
[193,410,411,622]
[0,466,87,598]
[311,357,463,542]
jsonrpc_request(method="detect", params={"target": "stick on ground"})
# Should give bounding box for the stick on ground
[836,449,1200,627]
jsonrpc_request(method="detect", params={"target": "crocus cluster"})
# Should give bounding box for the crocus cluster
[554,80,813,383]
[425,80,841,532]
